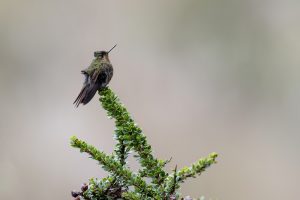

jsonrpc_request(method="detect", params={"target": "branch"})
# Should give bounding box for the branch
[177,152,218,182]
[99,88,167,184]
[70,136,156,197]
[163,153,217,198]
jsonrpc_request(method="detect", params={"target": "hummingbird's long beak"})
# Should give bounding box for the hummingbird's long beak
[108,44,117,53]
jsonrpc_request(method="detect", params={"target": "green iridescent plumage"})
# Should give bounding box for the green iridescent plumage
[83,58,109,75]
[74,50,113,107]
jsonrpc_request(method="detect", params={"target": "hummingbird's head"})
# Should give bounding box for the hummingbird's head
[94,44,117,59]
[94,51,107,58]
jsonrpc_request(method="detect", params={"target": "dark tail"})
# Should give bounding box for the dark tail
[73,83,99,107]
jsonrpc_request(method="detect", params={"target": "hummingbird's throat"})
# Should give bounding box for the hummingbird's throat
[102,54,110,63]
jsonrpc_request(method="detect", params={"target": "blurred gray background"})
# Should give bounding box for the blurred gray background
[0,0,299,199]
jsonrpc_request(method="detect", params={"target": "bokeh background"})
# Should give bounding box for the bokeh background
[0,0,299,199]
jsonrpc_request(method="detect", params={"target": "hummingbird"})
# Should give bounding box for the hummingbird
[74,45,116,107]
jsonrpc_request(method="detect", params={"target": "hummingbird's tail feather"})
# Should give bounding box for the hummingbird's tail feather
[73,83,100,107]
[73,86,85,107]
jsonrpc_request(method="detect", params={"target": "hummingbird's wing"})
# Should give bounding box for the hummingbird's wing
[73,72,89,107]
[73,69,104,107]
[91,68,101,83]
[74,63,113,107]
[91,63,113,87]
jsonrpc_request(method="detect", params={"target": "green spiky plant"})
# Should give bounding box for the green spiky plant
[70,87,218,200]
